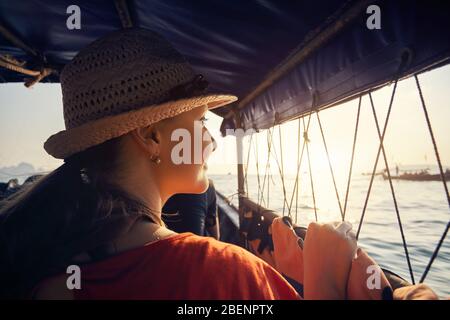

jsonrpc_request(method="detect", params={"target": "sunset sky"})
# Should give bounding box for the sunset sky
[1,64,449,179]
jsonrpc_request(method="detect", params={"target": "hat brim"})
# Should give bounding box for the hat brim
[44,93,237,159]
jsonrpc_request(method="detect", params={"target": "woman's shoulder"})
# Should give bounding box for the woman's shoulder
[33,233,299,299]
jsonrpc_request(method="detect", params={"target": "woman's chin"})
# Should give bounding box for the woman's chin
[185,175,208,194]
[197,176,209,194]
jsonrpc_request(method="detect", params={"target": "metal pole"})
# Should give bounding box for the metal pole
[235,109,246,217]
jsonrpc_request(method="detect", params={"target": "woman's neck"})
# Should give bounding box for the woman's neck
[114,164,166,221]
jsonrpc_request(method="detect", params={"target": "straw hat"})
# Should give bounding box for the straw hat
[44,28,237,159]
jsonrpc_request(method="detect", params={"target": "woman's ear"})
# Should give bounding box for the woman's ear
[131,125,162,156]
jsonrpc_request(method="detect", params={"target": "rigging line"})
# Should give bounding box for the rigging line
[253,132,265,208]
[288,110,314,215]
[369,92,416,285]
[316,111,344,220]
[295,117,302,223]
[270,124,293,216]
[257,117,278,209]
[267,135,272,209]
[0,54,53,87]
[259,128,271,209]
[270,123,290,216]
[421,220,450,283]
[257,126,276,209]
[343,96,362,220]
[0,23,39,57]
[260,127,275,208]
[356,79,399,240]
[264,116,286,210]
[414,75,450,208]
[303,117,318,221]
[114,0,134,29]
[415,74,450,283]
[244,131,254,197]
[279,123,287,216]
[256,129,269,208]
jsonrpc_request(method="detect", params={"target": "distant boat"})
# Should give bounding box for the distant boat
[362,171,383,176]
[382,171,450,182]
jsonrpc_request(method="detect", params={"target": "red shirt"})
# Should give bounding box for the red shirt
[66,233,300,299]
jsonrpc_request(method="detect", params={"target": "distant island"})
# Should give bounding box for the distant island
[0,162,36,184]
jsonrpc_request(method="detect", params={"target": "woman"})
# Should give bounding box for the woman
[0,28,306,299]
[1,27,438,301]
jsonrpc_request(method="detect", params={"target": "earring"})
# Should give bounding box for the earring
[151,155,161,164]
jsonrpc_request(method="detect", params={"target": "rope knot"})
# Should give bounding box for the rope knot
[303,131,310,143]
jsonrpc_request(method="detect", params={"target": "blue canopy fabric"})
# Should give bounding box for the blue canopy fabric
[220,0,450,135]
[0,0,449,135]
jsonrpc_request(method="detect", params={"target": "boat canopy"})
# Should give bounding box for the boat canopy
[1,0,449,135]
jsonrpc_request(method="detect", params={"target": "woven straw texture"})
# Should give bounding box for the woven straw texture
[44,28,236,159]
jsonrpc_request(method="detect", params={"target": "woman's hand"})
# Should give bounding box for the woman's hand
[303,221,357,299]
[394,283,439,300]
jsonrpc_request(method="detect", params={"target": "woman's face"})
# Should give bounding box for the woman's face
[155,105,216,196]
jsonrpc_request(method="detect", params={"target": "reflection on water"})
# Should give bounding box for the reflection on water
[210,172,450,297]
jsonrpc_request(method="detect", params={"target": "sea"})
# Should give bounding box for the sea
[210,166,450,297]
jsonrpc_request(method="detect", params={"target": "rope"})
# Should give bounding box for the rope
[256,129,267,208]
[0,23,39,57]
[316,111,344,220]
[288,110,314,215]
[0,23,53,86]
[279,124,287,216]
[114,0,134,28]
[24,68,53,88]
[356,79,399,239]
[0,56,40,76]
[414,75,450,208]
[368,92,415,284]
[415,74,450,283]
[263,127,276,208]
[270,124,290,216]
[267,130,276,208]
[0,55,53,87]
[343,96,362,220]
[257,126,276,209]
[244,131,254,197]
[303,117,318,221]
[253,133,264,207]
[295,117,301,223]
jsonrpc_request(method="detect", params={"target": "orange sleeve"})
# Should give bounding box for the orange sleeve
[199,238,301,300]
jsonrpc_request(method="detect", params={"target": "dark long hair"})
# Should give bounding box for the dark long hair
[0,136,162,299]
